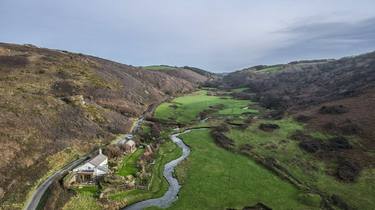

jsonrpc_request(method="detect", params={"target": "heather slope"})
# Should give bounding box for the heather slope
[0,43,209,209]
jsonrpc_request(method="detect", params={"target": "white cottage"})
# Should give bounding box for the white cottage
[73,149,109,183]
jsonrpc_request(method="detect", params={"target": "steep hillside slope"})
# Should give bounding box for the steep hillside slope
[0,43,208,208]
[218,52,375,183]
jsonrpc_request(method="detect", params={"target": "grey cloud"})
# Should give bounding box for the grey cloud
[257,17,375,64]
[1,1,375,72]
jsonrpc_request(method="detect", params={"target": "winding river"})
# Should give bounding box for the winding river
[123,130,191,210]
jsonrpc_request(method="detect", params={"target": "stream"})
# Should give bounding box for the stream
[122,130,191,210]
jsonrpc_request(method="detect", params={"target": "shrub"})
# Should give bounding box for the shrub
[319,105,348,114]
[258,123,280,132]
[299,140,323,153]
[326,136,352,151]
[335,160,360,182]
[0,55,29,68]
[211,130,234,151]
[104,145,122,159]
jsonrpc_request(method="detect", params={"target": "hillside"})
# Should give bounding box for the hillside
[0,43,209,208]
[216,52,375,189]
[220,52,375,141]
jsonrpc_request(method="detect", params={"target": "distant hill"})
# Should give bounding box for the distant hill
[142,65,217,80]
[0,43,209,208]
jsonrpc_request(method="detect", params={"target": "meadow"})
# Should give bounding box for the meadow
[227,119,375,209]
[154,90,258,124]
[152,129,313,210]
[148,90,318,209]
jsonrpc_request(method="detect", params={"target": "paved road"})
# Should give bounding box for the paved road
[23,156,88,210]
[123,130,191,210]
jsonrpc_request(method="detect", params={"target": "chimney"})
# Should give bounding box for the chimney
[99,148,102,155]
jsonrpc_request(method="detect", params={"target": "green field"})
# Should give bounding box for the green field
[152,129,313,210]
[112,89,374,209]
[154,90,257,124]
[117,149,145,176]
[227,119,375,209]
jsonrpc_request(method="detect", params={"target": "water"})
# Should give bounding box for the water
[122,130,191,210]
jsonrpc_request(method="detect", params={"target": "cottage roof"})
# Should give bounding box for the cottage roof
[89,153,107,167]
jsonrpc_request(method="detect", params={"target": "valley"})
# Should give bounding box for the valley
[58,88,374,210]
[0,43,374,210]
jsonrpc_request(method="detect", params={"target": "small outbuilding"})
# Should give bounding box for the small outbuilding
[124,140,137,154]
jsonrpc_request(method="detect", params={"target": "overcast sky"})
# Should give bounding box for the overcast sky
[1,0,375,72]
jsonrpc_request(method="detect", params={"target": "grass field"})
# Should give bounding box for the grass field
[117,149,145,177]
[113,88,374,209]
[149,129,312,210]
[227,119,375,209]
[154,90,257,124]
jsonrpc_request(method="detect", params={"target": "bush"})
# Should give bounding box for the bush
[259,123,280,132]
[335,160,360,182]
[211,130,234,151]
[104,145,122,159]
[331,194,351,210]
[295,114,312,123]
[299,140,323,153]
[242,202,272,210]
[259,93,286,110]
[151,123,161,139]
[319,105,348,114]
[52,80,80,97]
[215,124,229,132]
[0,55,29,68]
[326,136,352,151]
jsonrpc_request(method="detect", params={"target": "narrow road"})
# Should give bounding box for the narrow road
[123,130,191,210]
[23,156,88,210]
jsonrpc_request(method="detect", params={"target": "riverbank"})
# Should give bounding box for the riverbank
[123,130,191,210]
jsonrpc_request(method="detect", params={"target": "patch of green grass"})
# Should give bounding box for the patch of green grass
[166,129,310,210]
[108,140,182,204]
[117,149,145,177]
[297,193,322,207]
[62,195,101,210]
[227,119,375,209]
[227,118,303,155]
[74,185,99,197]
[154,90,257,124]
[143,65,179,71]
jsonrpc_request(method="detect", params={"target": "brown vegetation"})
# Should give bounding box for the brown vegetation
[0,43,209,208]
